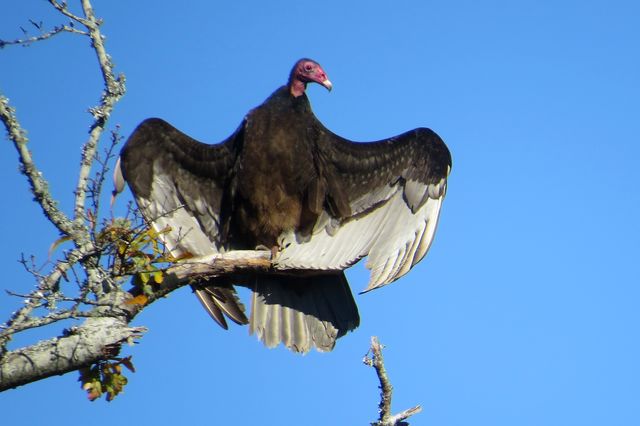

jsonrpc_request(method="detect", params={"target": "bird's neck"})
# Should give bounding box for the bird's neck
[289,80,307,97]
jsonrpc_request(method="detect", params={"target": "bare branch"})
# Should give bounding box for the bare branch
[0,24,87,48]
[70,0,126,229]
[364,337,422,426]
[0,0,127,395]
[1,300,115,334]
[0,1,127,245]
[386,406,423,426]
[0,316,145,392]
[0,249,273,390]
[0,245,96,346]
[0,94,76,237]
[87,126,122,233]
[48,0,91,26]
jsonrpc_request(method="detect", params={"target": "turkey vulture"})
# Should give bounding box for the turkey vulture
[113,58,451,353]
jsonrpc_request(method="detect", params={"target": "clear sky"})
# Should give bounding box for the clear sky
[1,1,639,425]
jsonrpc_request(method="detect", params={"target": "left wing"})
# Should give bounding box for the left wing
[275,127,451,292]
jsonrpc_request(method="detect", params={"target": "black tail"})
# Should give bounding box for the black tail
[249,272,360,352]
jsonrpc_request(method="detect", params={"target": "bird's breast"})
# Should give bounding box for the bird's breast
[232,118,316,248]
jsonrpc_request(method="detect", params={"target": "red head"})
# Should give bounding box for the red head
[288,58,333,97]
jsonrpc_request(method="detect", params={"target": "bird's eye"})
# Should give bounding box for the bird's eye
[304,63,314,72]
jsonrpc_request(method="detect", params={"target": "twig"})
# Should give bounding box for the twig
[0,24,87,48]
[0,245,95,351]
[48,0,91,26]
[1,301,118,334]
[87,126,122,234]
[364,337,422,426]
[70,0,126,229]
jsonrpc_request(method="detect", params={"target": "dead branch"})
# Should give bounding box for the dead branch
[364,336,422,426]
[0,317,145,392]
[0,95,77,237]
[69,0,126,229]
[1,0,127,393]
[0,24,87,48]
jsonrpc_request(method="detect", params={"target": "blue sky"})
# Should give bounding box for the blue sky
[1,1,639,425]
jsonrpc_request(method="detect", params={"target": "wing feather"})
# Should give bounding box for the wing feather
[119,118,238,256]
[120,124,232,256]
[118,118,248,325]
[275,127,451,292]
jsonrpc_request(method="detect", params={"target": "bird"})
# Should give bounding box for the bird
[113,58,452,353]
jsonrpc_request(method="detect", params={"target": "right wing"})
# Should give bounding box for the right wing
[115,117,248,327]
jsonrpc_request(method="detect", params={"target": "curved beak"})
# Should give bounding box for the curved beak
[321,79,333,92]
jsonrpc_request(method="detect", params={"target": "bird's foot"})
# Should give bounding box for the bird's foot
[254,244,279,260]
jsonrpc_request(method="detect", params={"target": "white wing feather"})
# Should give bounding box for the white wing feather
[275,177,447,292]
[136,159,223,258]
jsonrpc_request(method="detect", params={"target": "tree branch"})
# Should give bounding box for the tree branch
[1,0,126,249]
[0,316,145,392]
[0,24,87,48]
[0,0,174,397]
[364,336,422,426]
[0,245,97,349]
[48,0,91,26]
[71,0,126,230]
[0,249,272,391]
[0,94,76,237]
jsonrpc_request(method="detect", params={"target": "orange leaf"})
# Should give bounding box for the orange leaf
[125,294,148,306]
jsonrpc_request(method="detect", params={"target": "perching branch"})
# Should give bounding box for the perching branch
[145,250,272,303]
[364,337,422,426]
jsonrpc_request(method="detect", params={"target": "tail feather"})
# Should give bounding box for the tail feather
[193,281,248,329]
[249,272,359,353]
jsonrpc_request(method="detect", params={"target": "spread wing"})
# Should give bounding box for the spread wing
[275,127,452,292]
[115,118,248,326]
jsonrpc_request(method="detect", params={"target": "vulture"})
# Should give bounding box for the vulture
[113,58,452,353]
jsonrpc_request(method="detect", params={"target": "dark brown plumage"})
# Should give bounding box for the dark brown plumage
[114,58,451,352]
